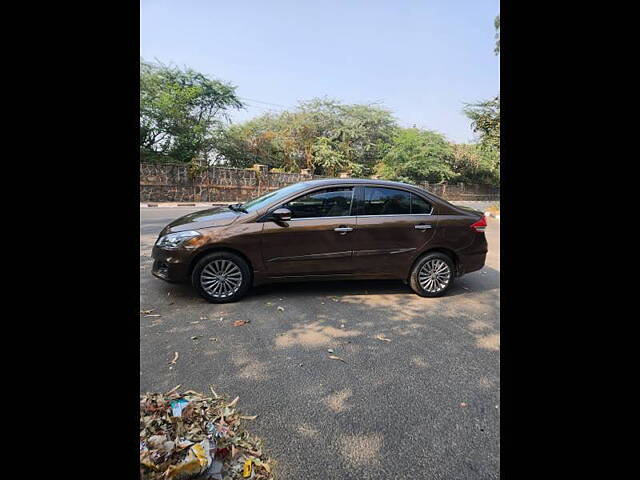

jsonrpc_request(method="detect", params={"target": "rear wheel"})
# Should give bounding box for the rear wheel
[192,252,251,303]
[409,252,455,297]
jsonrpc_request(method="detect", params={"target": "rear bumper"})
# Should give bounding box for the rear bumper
[151,246,191,283]
[457,251,487,276]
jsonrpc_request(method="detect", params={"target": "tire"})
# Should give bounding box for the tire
[409,252,455,297]
[191,252,251,303]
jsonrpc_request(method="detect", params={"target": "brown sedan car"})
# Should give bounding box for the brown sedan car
[152,179,487,303]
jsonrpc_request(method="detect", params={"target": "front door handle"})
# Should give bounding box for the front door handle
[334,226,353,234]
[414,224,433,230]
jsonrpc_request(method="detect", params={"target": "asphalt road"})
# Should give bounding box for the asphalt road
[140,206,500,479]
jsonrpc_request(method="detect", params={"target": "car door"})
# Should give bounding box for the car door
[351,186,437,276]
[260,186,356,277]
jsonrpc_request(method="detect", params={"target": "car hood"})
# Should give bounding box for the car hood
[162,207,242,234]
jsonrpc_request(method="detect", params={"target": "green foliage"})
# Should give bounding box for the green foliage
[449,143,499,184]
[494,15,500,55]
[463,96,500,162]
[139,59,499,187]
[216,98,396,176]
[312,137,348,176]
[140,59,243,163]
[375,128,455,184]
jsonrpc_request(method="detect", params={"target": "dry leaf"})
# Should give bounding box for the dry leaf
[376,334,391,342]
[328,355,347,363]
[140,309,154,314]
[184,389,205,396]
[233,320,249,327]
[168,352,179,365]
[166,384,182,395]
[140,390,274,479]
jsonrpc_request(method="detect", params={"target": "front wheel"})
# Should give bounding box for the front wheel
[409,252,455,297]
[192,252,251,303]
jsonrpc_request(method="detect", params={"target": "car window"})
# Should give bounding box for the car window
[284,187,354,219]
[362,187,411,215]
[411,194,432,214]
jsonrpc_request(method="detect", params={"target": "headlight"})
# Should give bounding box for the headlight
[155,230,201,250]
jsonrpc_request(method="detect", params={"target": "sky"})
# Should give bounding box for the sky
[140,0,499,143]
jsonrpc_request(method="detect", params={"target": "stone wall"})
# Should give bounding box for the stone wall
[140,163,500,202]
[140,163,327,202]
[417,182,500,201]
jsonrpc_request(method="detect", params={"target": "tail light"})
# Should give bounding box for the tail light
[470,216,487,233]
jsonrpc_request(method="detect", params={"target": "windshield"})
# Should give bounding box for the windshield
[240,182,312,213]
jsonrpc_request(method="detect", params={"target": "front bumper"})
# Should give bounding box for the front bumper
[151,246,191,283]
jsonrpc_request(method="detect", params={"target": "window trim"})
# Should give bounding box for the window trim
[257,183,434,222]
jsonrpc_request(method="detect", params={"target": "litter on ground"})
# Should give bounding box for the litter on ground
[140,389,274,479]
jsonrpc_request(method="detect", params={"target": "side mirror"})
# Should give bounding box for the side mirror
[271,208,292,222]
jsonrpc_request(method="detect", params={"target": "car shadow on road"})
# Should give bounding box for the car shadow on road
[153,266,500,301]
[249,267,499,300]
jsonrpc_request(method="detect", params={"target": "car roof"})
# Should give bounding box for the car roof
[298,178,421,189]
[293,178,451,209]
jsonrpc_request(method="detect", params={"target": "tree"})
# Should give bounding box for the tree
[298,98,397,174]
[449,143,499,185]
[454,14,500,185]
[140,59,243,163]
[463,96,500,161]
[216,98,397,175]
[312,137,349,176]
[374,128,455,184]
[494,15,500,55]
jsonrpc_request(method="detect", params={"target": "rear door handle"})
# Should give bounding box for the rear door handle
[334,226,353,234]
[414,224,433,230]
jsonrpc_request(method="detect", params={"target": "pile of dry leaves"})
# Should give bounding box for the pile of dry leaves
[140,388,274,479]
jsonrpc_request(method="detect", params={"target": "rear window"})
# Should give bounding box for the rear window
[411,194,432,214]
[362,187,411,215]
[361,187,432,215]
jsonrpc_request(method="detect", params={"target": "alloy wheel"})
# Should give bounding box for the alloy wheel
[418,258,451,293]
[200,259,243,298]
